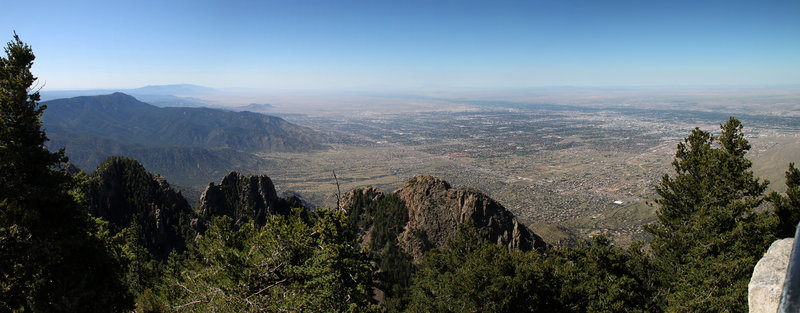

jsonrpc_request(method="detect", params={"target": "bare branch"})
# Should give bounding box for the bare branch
[333,170,342,212]
[173,300,204,309]
[246,278,288,300]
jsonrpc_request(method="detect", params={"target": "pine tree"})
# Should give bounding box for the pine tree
[161,209,378,312]
[405,223,658,313]
[0,33,132,311]
[769,163,800,238]
[645,117,775,312]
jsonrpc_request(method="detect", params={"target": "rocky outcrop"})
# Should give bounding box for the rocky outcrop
[345,176,547,262]
[197,171,294,226]
[749,238,794,313]
[87,156,195,260]
[342,186,385,210]
[395,176,547,261]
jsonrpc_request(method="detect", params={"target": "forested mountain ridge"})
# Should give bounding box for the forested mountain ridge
[40,92,326,191]
[47,136,272,190]
[42,92,326,152]
[67,119,797,313]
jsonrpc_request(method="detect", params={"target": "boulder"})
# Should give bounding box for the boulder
[750,238,794,313]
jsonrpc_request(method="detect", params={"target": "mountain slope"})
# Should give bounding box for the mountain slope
[196,171,302,228]
[86,156,196,260]
[48,136,270,192]
[42,92,325,152]
[344,176,547,262]
[395,175,547,258]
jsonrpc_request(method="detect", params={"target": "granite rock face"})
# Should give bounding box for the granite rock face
[346,175,547,262]
[749,238,794,313]
[87,156,195,260]
[197,171,293,226]
[341,186,385,209]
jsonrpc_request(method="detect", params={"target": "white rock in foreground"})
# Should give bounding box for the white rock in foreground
[750,238,794,313]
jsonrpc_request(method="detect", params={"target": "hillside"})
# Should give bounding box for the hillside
[47,136,271,193]
[42,92,325,152]
[344,176,547,262]
[86,157,196,260]
[395,175,546,259]
[41,92,326,189]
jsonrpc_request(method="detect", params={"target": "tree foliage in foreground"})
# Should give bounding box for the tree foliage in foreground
[645,117,779,313]
[405,223,659,313]
[403,118,800,313]
[540,237,660,313]
[406,223,536,313]
[157,209,379,312]
[769,163,800,238]
[0,33,132,312]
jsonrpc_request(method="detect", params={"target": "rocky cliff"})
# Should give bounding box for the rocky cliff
[344,175,547,262]
[749,238,794,313]
[87,156,195,260]
[197,171,296,226]
[396,175,547,260]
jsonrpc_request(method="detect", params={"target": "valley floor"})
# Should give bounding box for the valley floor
[252,106,800,246]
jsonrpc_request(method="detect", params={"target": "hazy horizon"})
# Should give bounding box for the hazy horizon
[4,0,799,90]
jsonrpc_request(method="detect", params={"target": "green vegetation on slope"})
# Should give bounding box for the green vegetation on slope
[42,92,325,153]
[406,225,659,313]
[40,91,327,190]
[48,135,272,189]
[769,163,800,238]
[345,189,415,310]
[86,156,197,260]
[153,210,378,312]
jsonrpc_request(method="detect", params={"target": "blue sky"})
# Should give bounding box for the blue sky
[3,0,799,90]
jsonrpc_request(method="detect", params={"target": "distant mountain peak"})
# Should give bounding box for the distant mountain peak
[131,84,218,95]
[68,91,138,100]
[107,92,139,100]
[45,92,154,110]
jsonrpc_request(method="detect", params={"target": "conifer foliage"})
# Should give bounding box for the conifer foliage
[160,210,379,312]
[0,33,131,312]
[645,117,777,312]
[769,163,800,238]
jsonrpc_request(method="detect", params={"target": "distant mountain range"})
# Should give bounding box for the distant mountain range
[43,92,323,151]
[41,84,219,98]
[40,84,220,108]
[231,103,274,112]
[128,84,219,95]
[42,92,326,189]
[41,84,280,112]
